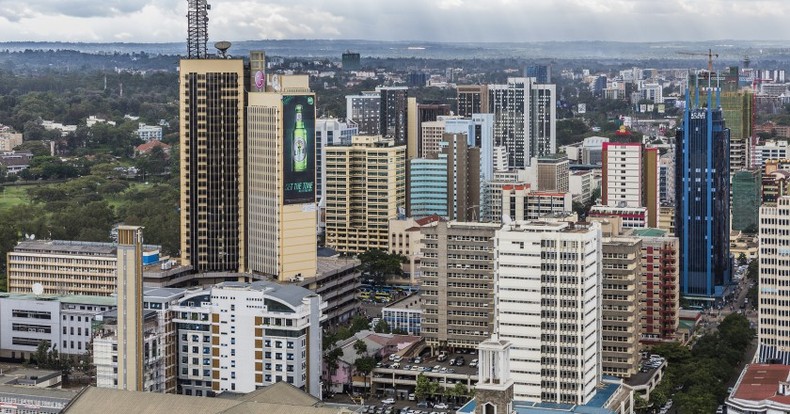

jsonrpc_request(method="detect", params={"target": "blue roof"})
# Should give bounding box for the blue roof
[459,379,623,414]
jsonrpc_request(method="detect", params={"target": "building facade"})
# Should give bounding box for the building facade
[179,58,246,273]
[7,240,160,297]
[494,220,601,404]
[325,136,406,254]
[602,142,659,228]
[758,197,790,364]
[674,89,731,300]
[409,155,449,219]
[632,228,680,344]
[731,170,761,233]
[420,221,500,352]
[500,184,572,221]
[345,92,380,135]
[456,85,488,118]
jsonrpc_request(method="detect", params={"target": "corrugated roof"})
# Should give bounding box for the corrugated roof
[733,364,790,404]
[63,387,240,414]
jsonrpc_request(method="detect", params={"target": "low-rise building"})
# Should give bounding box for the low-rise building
[7,239,161,297]
[500,184,572,221]
[0,127,23,151]
[382,294,421,335]
[136,123,164,141]
[0,151,33,174]
[590,204,648,228]
[727,364,790,414]
[300,255,361,326]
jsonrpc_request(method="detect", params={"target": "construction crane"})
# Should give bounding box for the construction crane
[676,49,719,72]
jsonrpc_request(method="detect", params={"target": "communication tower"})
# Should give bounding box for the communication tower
[186,0,210,58]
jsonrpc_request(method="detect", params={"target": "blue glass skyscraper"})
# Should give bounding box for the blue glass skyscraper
[675,86,731,301]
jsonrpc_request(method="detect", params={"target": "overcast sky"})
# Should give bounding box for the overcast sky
[0,0,787,43]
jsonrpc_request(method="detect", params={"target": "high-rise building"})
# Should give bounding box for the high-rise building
[246,81,317,281]
[456,85,488,118]
[602,142,659,227]
[731,170,761,232]
[409,155,448,219]
[443,131,481,221]
[421,120,447,158]
[420,221,500,352]
[410,103,451,158]
[345,92,381,135]
[659,152,675,204]
[325,136,406,253]
[689,69,753,172]
[494,220,601,404]
[341,51,361,71]
[316,118,358,204]
[116,226,145,391]
[489,78,556,168]
[535,154,569,193]
[762,162,790,203]
[379,86,409,145]
[525,64,551,84]
[675,88,731,300]
[179,58,246,273]
[599,236,641,379]
[631,228,680,344]
[758,197,790,364]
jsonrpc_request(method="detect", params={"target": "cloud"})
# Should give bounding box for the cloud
[0,0,786,43]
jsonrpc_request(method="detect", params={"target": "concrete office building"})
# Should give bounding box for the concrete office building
[602,142,659,228]
[599,237,642,379]
[325,136,406,254]
[755,140,789,169]
[171,281,325,397]
[345,91,380,135]
[136,123,163,142]
[632,228,680,344]
[7,239,160,297]
[489,78,556,168]
[569,170,596,204]
[536,155,569,192]
[500,184,572,221]
[388,216,443,283]
[341,51,361,71]
[246,81,317,281]
[494,220,602,404]
[415,103,451,157]
[420,221,500,352]
[590,204,649,229]
[457,85,488,118]
[179,58,246,273]
[675,87,731,300]
[421,120,447,158]
[758,197,790,364]
[659,153,675,205]
[0,128,22,151]
[382,294,422,336]
[379,86,409,145]
[443,130,482,221]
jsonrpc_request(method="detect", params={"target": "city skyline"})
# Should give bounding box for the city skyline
[1,0,790,43]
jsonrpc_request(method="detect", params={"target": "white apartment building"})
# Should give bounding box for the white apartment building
[0,294,116,360]
[602,143,642,208]
[136,123,164,141]
[171,281,325,398]
[494,220,602,405]
[758,197,790,364]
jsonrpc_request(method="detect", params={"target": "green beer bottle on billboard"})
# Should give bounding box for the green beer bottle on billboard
[292,104,308,172]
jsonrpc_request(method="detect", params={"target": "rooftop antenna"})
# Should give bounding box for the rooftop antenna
[186,0,210,58]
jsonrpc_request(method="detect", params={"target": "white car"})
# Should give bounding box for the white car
[434,403,448,409]
[382,398,396,405]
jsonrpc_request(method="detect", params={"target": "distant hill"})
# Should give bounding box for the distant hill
[0,39,789,62]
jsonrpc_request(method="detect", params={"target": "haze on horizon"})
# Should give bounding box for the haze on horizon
[0,0,787,44]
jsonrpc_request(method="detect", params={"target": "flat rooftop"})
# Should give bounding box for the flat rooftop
[632,228,668,238]
[732,364,790,404]
[383,293,421,310]
[0,292,117,307]
[12,239,160,256]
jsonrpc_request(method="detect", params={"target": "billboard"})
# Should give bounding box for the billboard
[282,95,316,205]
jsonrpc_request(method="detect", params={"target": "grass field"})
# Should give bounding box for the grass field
[0,185,31,211]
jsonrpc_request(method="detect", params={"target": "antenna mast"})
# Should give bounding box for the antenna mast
[186,0,210,58]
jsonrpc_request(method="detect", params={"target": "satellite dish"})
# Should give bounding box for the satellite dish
[215,41,232,58]
[502,214,513,225]
[32,283,44,296]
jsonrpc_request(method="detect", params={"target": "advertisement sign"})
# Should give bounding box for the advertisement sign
[282,95,316,205]
[578,103,586,114]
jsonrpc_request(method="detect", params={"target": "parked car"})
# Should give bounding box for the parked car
[437,352,448,362]
[408,393,416,401]
[469,358,478,367]
[382,398,396,405]
[449,358,456,366]
[414,357,422,364]
[434,403,448,409]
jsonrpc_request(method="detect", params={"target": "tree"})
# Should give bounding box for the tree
[354,339,368,356]
[358,249,405,286]
[415,373,431,400]
[353,356,376,395]
[737,253,748,266]
[373,319,391,334]
[652,342,691,364]
[349,314,369,334]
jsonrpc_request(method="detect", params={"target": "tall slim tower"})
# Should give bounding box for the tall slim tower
[186,0,210,58]
[179,58,246,273]
[758,197,790,364]
[675,86,731,301]
[116,225,144,391]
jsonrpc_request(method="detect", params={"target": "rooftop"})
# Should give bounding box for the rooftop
[12,239,160,256]
[215,280,316,308]
[632,228,668,238]
[732,364,790,405]
[382,293,421,310]
[0,292,117,307]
